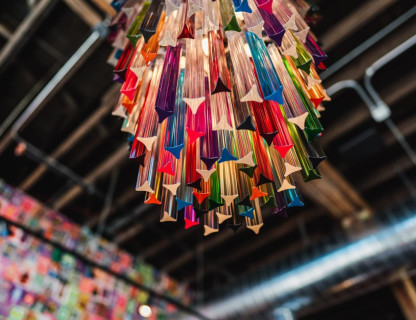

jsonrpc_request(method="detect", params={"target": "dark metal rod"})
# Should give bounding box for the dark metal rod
[0,26,109,198]
[97,168,120,235]
[321,6,416,80]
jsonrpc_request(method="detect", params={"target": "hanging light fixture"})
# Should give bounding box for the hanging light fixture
[108,0,329,235]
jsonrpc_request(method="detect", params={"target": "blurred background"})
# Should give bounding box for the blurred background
[0,0,416,319]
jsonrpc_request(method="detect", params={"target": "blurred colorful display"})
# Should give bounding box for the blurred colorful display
[0,180,191,319]
[108,0,329,235]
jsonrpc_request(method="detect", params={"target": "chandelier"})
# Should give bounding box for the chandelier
[109,0,328,235]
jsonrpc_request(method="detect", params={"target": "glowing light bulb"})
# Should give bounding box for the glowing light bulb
[139,305,152,318]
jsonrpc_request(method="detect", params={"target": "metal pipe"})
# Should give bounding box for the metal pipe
[326,80,383,134]
[52,143,128,210]
[0,65,60,138]
[18,83,120,191]
[274,308,295,320]
[107,203,153,235]
[185,210,416,319]
[97,169,119,235]
[17,138,102,196]
[326,80,376,110]
[321,6,416,80]
[364,34,416,120]
[0,25,108,197]
[0,0,57,72]
[10,26,108,136]
[364,34,416,166]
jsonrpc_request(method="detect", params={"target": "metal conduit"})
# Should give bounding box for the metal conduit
[0,0,58,72]
[364,34,416,167]
[181,208,416,320]
[321,5,416,80]
[0,24,108,196]
[326,80,376,110]
[326,36,416,178]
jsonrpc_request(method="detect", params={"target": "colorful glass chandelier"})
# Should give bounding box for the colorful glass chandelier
[108,0,329,235]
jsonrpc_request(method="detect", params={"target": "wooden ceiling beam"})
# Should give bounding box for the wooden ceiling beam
[90,0,117,17]
[359,114,416,193]
[325,20,416,86]
[0,24,12,39]
[19,84,120,191]
[63,0,102,27]
[298,161,373,220]
[52,143,129,210]
[320,0,399,51]
[0,0,56,72]
[321,69,416,148]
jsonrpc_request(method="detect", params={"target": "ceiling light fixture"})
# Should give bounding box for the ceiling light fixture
[109,0,328,235]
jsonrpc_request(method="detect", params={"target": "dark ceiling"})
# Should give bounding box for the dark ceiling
[1,0,416,317]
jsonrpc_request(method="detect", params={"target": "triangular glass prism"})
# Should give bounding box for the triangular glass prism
[309,155,327,169]
[297,59,312,74]
[208,199,224,211]
[310,97,324,108]
[193,192,210,204]
[260,131,279,146]
[157,161,175,176]
[237,115,256,131]
[269,29,285,46]
[140,29,155,43]
[239,165,257,178]
[155,107,174,123]
[176,198,193,211]
[218,148,238,163]
[165,144,184,159]
[201,156,218,169]
[186,178,202,190]
[184,219,199,229]
[211,77,231,94]
[130,153,146,167]
[304,127,322,142]
[256,173,274,187]
[178,23,195,39]
[261,196,278,208]
[234,0,251,13]
[274,144,293,158]
[265,87,284,105]
[236,195,252,207]
[224,15,241,32]
[287,196,304,208]
[186,128,205,144]
[240,207,254,219]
